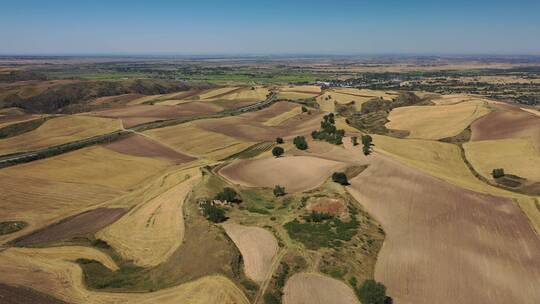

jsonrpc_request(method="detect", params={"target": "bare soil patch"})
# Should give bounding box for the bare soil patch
[220,156,346,193]
[283,272,358,304]
[0,283,68,304]
[347,153,540,304]
[471,104,540,149]
[13,208,126,247]
[306,198,348,219]
[104,133,195,164]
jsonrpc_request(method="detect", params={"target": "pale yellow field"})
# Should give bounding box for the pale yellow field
[277,91,319,100]
[197,87,240,99]
[263,106,302,126]
[97,167,201,267]
[521,108,540,117]
[0,246,249,304]
[219,86,269,101]
[145,122,254,160]
[128,91,195,105]
[279,85,321,94]
[464,138,540,182]
[222,223,278,282]
[0,115,122,155]
[283,272,359,304]
[386,100,491,140]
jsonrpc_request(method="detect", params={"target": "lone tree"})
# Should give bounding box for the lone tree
[332,172,349,185]
[351,136,359,146]
[273,185,286,197]
[272,146,284,158]
[362,134,374,155]
[293,136,308,150]
[492,168,505,178]
[215,187,241,203]
[358,279,388,304]
[201,203,227,223]
[276,137,284,144]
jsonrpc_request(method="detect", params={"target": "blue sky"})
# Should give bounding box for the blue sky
[1,0,539,55]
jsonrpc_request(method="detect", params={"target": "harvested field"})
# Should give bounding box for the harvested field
[471,104,540,149]
[347,153,540,304]
[197,87,240,99]
[97,168,201,267]
[263,105,302,126]
[317,88,399,112]
[219,156,346,192]
[104,133,195,164]
[279,85,321,94]
[14,208,126,247]
[222,223,278,282]
[192,101,323,142]
[144,122,254,160]
[386,100,490,140]
[0,146,169,244]
[0,283,68,304]
[0,115,121,155]
[0,245,250,304]
[89,93,143,106]
[464,138,540,182]
[283,272,358,304]
[217,86,269,101]
[90,103,223,128]
[522,107,540,117]
[277,91,318,100]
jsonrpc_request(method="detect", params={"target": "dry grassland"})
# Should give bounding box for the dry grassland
[464,138,540,182]
[97,167,201,267]
[144,122,254,160]
[263,106,303,126]
[283,272,359,304]
[8,247,119,271]
[279,85,321,94]
[0,116,122,155]
[0,247,249,304]
[385,100,491,140]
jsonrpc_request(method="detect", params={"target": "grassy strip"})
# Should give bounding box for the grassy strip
[0,116,51,139]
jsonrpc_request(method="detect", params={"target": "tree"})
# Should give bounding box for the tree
[358,279,387,304]
[293,136,308,150]
[276,137,284,144]
[301,106,308,113]
[215,187,241,203]
[332,172,349,185]
[362,135,374,156]
[272,146,284,158]
[201,203,227,223]
[273,185,286,197]
[351,136,359,146]
[492,168,505,178]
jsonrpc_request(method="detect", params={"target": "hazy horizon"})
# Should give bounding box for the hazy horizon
[1,0,540,55]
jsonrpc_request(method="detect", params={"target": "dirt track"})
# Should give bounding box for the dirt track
[347,153,540,304]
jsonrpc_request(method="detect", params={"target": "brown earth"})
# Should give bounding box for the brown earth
[219,156,346,193]
[283,272,358,304]
[306,198,348,218]
[13,208,126,247]
[90,102,224,127]
[104,133,196,164]
[347,153,540,304]
[0,283,68,304]
[192,101,323,141]
[471,104,540,149]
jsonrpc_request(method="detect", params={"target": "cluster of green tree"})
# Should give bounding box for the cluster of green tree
[492,168,505,178]
[303,211,334,223]
[311,113,345,145]
[332,172,349,185]
[272,146,284,157]
[264,262,290,304]
[215,187,242,203]
[293,136,308,150]
[284,209,359,250]
[349,278,391,304]
[362,135,374,155]
[273,185,286,197]
[200,203,227,223]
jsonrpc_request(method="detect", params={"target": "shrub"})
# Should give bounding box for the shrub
[276,137,284,144]
[293,136,308,150]
[332,172,349,185]
[358,279,387,304]
[273,185,286,197]
[351,136,358,146]
[264,293,280,304]
[201,203,227,223]
[272,146,284,157]
[492,168,505,178]
[215,187,241,203]
[301,106,308,113]
[362,135,374,155]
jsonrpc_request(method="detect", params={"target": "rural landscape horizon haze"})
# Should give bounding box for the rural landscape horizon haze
[0,1,539,304]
